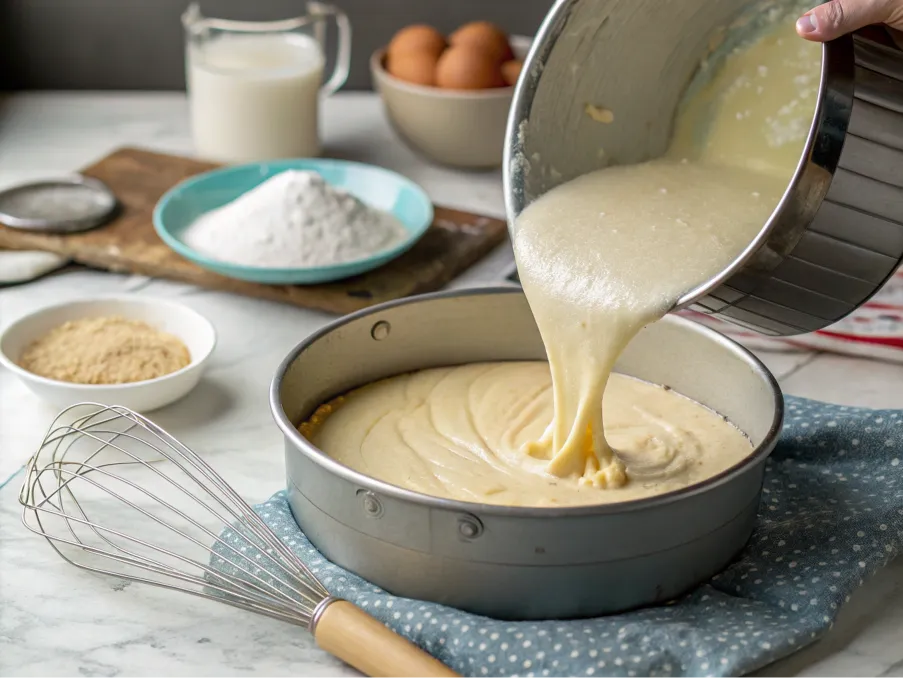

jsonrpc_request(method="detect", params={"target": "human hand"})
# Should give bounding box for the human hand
[796,0,903,41]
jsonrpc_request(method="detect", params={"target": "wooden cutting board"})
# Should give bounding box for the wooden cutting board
[0,147,508,314]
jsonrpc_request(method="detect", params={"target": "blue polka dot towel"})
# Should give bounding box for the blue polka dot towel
[211,397,903,676]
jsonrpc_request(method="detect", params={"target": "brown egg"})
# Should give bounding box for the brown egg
[449,21,514,64]
[386,49,439,86]
[388,25,446,61]
[501,59,523,86]
[435,44,506,90]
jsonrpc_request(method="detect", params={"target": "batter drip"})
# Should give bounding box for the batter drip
[511,7,818,487]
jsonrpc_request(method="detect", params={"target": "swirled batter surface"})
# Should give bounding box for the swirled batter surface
[302,362,752,507]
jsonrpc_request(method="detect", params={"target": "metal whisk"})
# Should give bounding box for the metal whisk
[19,403,457,678]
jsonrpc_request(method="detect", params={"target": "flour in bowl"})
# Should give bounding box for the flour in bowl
[182,170,409,268]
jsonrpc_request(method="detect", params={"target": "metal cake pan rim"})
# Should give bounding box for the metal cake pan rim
[270,287,785,519]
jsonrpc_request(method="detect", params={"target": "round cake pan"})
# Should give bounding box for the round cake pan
[505,0,903,337]
[271,288,783,620]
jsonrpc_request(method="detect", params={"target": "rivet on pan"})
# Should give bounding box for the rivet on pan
[371,321,391,341]
[357,490,383,518]
[457,515,483,539]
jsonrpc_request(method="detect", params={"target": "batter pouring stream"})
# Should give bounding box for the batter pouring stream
[303,7,820,506]
[512,10,819,487]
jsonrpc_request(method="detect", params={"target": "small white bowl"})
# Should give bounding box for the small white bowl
[371,35,532,169]
[0,296,217,413]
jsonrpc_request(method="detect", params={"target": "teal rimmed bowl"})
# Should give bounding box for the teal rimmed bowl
[153,159,434,285]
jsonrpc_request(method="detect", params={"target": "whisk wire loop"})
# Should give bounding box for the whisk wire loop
[19,403,459,677]
[32,459,316,614]
[20,403,328,627]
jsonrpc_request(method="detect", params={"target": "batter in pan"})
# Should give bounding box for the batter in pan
[301,363,752,507]
[302,8,818,506]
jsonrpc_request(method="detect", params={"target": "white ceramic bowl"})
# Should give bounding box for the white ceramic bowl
[371,35,531,169]
[0,296,217,412]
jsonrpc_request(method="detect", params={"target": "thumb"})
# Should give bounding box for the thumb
[796,0,895,41]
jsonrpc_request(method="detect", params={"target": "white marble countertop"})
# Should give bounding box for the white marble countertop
[0,92,901,677]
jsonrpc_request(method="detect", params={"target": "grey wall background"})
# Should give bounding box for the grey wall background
[0,0,550,91]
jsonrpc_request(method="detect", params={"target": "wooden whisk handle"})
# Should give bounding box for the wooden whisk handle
[314,599,459,677]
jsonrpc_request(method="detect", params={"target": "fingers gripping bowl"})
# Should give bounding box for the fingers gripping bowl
[271,289,783,620]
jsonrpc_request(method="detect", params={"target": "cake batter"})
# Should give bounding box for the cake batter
[302,363,752,507]
[510,7,818,488]
[302,8,818,505]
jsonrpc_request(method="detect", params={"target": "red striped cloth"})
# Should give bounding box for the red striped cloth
[679,268,903,363]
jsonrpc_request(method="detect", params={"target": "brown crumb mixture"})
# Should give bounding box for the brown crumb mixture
[18,316,191,385]
[298,395,347,441]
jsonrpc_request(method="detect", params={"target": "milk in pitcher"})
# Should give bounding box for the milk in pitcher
[187,33,325,163]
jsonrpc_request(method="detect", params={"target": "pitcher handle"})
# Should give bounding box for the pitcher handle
[308,2,352,96]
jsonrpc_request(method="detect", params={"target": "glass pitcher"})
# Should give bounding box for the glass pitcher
[183,2,351,163]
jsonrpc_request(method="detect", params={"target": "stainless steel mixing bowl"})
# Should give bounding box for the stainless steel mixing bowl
[271,289,783,620]
[504,0,903,336]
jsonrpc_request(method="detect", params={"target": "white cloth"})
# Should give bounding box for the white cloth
[0,250,69,284]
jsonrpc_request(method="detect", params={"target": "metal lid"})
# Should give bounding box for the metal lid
[0,176,118,233]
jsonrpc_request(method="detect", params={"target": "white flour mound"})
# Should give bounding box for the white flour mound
[182,170,410,268]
